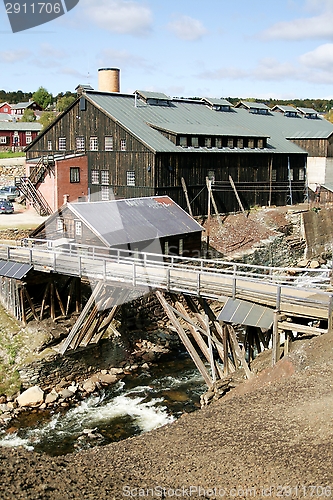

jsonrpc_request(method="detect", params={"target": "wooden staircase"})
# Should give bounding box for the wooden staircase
[15,155,53,216]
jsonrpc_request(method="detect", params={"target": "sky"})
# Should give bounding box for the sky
[0,0,333,100]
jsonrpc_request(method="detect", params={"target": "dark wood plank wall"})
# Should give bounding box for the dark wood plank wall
[290,138,330,157]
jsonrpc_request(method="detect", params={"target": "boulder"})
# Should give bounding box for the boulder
[82,378,96,393]
[45,390,59,405]
[16,386,44,407]
[97,373,117,386]
[309,260,320,269]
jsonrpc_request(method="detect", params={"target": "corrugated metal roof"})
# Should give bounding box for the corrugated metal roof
[218,298,274,329]
[85,91,333,155]
[136,90,171,101]
[202,97,233,107]
[297,107,318,115]
[272,105,298,113]
[236,101,270,110]
[67,196,203,247]
[0,122,42,131]
[0,260,32,279]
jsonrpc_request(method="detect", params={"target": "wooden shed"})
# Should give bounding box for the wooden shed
[30,195,203,259]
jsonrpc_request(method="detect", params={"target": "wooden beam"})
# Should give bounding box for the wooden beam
[156,291,213,387]
[206,177,222,225]
[181,177,193,217]
[227,324,252,379]
[272,310,280,366]
[278,321,327,336]
[23,288,39,322]
[229,175,247,217]
[40,282,50,321]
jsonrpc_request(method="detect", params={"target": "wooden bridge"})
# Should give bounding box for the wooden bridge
[0,239,332,389]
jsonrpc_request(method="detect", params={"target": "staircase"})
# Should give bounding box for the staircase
[15,155,54,216]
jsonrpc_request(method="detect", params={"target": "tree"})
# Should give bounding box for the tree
[21,108,36,122]
[39,111,56,129]
[32,86,53,109]
[56,95,76,113]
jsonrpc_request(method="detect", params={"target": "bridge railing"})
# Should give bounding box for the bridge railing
[18,237,332,289]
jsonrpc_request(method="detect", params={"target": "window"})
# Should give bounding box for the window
[179,136,187,147]
[26,136,32,144]
[248,138,254,149]
[75,221,82,236]
[191,136,199,147]
[258,139,264,149]
[4,107,8,113]
[120,139,126,151]
[89,136,98,151]
[58,137,66,150]
[56,218,64,233]
[101,170,109,185]
[76,137,85,150]
[271,169,277,182]
[289,169,294,181]
[164,241,169,255]
[105,136,113,151]
[70,167,80,183]
[101,185,110,201]
[47,140,52,151]
[299,169,305,181]
[227,138,234,148]
[91,170,99,184]
[127,171,135,186]
[215,137,222,148]
[0,137,7,144]
[204,137,212,148]
[26,131,31,136]
[237,138,244,148]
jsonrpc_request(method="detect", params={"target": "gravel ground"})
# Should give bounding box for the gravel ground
[1,333,333,499]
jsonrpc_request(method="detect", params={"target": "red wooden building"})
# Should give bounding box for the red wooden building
[0,122,42,150]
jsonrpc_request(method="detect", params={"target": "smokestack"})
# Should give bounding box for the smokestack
[98,67,120,93]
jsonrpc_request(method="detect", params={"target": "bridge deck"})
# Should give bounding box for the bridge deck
[0,241,331,322]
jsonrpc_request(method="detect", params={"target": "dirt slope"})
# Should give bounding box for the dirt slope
[1,333,333,499]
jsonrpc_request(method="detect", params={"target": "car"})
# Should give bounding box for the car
[0,200,14,214]
[0,185,20,201]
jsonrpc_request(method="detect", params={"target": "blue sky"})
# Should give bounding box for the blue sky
[1,0,333,100]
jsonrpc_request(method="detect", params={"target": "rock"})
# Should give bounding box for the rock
[45,389,59,405]
[97,374,117,386]
[297,259,309,267]
[0,396,6,404]
[60,388,75,400]
[82,379,96,393]
[100,370,108,375]
[6,401,18,410]
[16,386,44,408]
[141,363,150,370]
[309,260,320,269]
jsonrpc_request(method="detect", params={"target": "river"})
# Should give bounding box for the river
[0,352,206,456]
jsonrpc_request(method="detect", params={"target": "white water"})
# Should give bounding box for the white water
[0,383,175,452]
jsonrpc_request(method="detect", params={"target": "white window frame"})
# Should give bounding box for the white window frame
[91,170,99,184]
[56,218,64,233]
[25,136,32,144]
[104,136,113,151]
[101,170,109,185]
[76,136,85,150]
[47,140,52,151]
[0,137,7,144]
[101,185,110,201]
[126,171,135,186]
[89,136,98,151]
[75,220,82,236]
[299,168,305,181]
[58,137,66,150]
[120,139,126,151]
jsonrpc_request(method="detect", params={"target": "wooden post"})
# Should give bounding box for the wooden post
[206,314,216,383]
[19,287,27,327]
[272,310,280,366]
[328,295,333,334]
[229,175,247,216]
[181,177,193,217]
[206,177,222,225]
[156,291,213,387]
[227,324,252,379]
[223,324,229,376]
[206,179,211,256]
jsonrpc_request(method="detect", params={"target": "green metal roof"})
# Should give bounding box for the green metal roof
[236,101,270,110]
[85,91,333,155]
[201,97,233,107]
[0,121,42,131]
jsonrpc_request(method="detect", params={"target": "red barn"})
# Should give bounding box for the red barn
[0,122,42,151]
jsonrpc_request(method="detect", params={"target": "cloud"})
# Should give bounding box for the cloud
[0,50,31,63]
[197,67,247,81]
[39,43,66,60]
[80,0,153,36]
[260,3,333,41]
[300,43,333,69]
[252,58,296,81]
[99,48,153,70]
[167,15,207,41]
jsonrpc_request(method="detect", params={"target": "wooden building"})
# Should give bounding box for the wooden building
[22,85,333,216]
[30,195,203,258]
[0,121,42,150]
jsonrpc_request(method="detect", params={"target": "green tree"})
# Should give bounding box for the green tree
[32,86,53,109]
[21,108,36,122]
[39,111,56,129]
[56,95,76,112]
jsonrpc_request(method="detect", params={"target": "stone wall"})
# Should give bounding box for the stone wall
[0,158,25,186]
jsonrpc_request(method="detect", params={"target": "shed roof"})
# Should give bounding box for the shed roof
[66,196,203,247]
[0,122,42,131]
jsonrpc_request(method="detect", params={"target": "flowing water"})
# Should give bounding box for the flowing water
[0,353,206,456]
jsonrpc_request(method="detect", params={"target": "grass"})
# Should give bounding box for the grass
[0,152,25,159]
